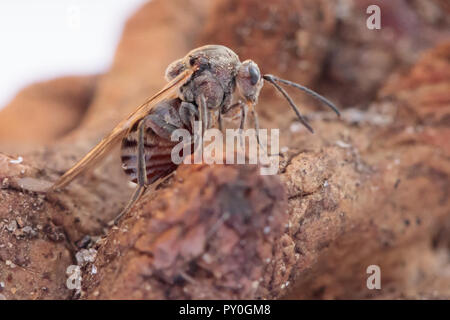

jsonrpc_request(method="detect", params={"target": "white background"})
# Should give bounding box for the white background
[0,0,148,109]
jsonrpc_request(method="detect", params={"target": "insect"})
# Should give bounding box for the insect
[49,45,339,224]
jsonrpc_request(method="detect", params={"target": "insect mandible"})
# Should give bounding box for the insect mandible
[49,45,340,224]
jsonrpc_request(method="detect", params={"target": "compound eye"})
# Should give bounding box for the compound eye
[249,64,260,86]
[189,56,196,66]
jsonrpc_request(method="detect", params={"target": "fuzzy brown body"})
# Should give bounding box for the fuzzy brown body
[120,45,247,184]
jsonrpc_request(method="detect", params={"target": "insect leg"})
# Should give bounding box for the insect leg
[113,183,146,225]
[239,103,248,130]
[198,94,208,137]
[179,101,201,157]
[238,103,248,147]
[221,101,245,116]
[179,101,198,132]
[136,121,149,186]
[114,120,148,225]
[251,107,268,154]
[144,114,178,141]
[218,112,224,132]
[220,101,245,144]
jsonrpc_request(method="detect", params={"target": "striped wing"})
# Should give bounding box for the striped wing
[50,68,194,191]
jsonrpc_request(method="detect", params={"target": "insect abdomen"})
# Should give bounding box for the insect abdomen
[121,131,178,184]
[120,99,191,184]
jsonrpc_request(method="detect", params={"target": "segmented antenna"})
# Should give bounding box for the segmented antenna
[263,74,340,133]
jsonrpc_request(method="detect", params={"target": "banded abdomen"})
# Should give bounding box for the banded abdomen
[120,99,192,184]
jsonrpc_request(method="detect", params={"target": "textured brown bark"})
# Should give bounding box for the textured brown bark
[0,0,449,300]
[82,163,288,299]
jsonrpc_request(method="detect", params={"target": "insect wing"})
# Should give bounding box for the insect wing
[50,68,194,191]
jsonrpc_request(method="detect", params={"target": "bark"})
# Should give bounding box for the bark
[0,0,449,300]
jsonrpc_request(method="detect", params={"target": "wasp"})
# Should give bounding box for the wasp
[49,45,339,223]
